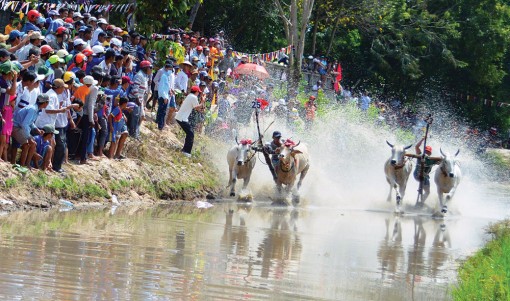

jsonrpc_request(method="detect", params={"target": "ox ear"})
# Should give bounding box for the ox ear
[455,149,460,157]
[386,140,394,148]
[404,144,412,150]
[291,150,302,156]
[440,147,445,157]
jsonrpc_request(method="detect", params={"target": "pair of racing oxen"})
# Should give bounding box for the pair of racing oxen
[384,141,462,215]
[226,137,310,204]
[226,136,461,215]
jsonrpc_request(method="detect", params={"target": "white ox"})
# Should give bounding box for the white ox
[275,140,310,204]
[434,149,461,214]
[226,138,257,197]
[384,141,413,213]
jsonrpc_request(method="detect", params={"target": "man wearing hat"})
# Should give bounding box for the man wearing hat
[262,130,284,169]
[156,61,175,130]
[32,124,59,170]
[406,137,443,202]
[150,59,172,110]
[77,71,102,164]
[175,61,191,92]
[15,31,45,62]
[6,30,26,53]
[92,18,108,46]
[175,85,205,157]
[35,79,73,129]
[127,60,152,138]
[12,94,50,167]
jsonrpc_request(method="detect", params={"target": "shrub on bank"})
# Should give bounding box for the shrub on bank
[452,220,510,300]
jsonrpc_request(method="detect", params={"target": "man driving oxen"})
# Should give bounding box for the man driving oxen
[406,136,442,202]
[263,130,283,170]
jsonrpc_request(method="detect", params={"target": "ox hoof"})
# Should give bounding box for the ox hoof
[441,206,448,214]
[292,195,300,205]
[396,196,401,205]
[230,192,236,197]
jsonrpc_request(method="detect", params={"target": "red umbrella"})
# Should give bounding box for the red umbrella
[234,63,270,80]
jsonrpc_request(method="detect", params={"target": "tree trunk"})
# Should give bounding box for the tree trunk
[311,11,319,56]
[326,16,340,57]
[188,0,202,28]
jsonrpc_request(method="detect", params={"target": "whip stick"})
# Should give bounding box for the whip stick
[416,114,433,204]
[254,103,277,182]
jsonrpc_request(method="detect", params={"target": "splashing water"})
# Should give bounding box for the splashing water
[206,93,509,220]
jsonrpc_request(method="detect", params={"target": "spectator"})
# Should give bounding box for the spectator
[12,94,49,167]
[175,85,204,157]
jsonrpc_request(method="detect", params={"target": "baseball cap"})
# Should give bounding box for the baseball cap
[98,18,108,25]
[48,54,64,65]
[42,124,59,135]
[36,94,50,104]
[88,16,97,23]
[121,76,133,84]
[8,30,24,41]
[73,38,87,47]
[83,75,98,85]
[83,13,91,18]
[48,10,59,16]
[53,78,68,88]
[30,32,45,40]
[37,65,54,77]
[73,12,83,19]
[190,85,201,93]
[0,48,10,58]
[272,131,282,138]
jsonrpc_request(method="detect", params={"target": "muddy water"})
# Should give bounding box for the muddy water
[0,191,508,301]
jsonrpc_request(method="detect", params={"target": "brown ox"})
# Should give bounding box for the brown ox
[275,140,310,204]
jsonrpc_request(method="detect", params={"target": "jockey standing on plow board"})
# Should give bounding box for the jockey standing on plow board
[405,114,442,205]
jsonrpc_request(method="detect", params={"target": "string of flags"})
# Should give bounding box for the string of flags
[455,93,510,108]
[233,45,292,63]
[0,1,135,15]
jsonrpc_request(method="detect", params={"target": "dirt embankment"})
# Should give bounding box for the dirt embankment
[0,121,222,213]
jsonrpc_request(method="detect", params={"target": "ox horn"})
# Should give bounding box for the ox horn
[293,141,301,148]
[235,136,239,145]
[440,147,445,157]
[386,140,394,148]
[455,149,460,157]
[404,144,413,150]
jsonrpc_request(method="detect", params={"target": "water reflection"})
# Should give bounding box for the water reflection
[429,222,452,279]
[0,201,502,300]
[378,216,404,282]
[256,208,302,279]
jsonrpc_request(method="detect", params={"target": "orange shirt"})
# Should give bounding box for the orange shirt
[73,85,90,103]
[4,24,15,35]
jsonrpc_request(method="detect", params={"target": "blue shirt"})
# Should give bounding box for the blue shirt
[34,135,50,156]
[158,70,171,100]
[21,22,40,33]
[13,104,40,137]
[86,56,105,75]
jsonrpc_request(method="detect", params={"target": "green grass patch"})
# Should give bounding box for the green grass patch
[4,177,19,188]
[452,220,510,300]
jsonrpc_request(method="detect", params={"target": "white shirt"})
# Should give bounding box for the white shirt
[152,68,165,91]
[99,60,111,75]
[175,70,188,91]
[91,28,104,46]
[55,89,71,128]
[35,89,59,128]
[175,93,198,122]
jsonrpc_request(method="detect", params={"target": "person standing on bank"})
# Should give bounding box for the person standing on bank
[175,85,205,158]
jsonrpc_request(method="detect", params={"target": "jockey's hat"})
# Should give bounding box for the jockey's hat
[272,131,282,138]
[425,146,432,153]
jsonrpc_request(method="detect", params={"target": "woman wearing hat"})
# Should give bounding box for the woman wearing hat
[0,61,18,162]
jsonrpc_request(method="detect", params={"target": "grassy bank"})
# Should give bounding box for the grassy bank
[0,121,222,212]
[452,220,510,300]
